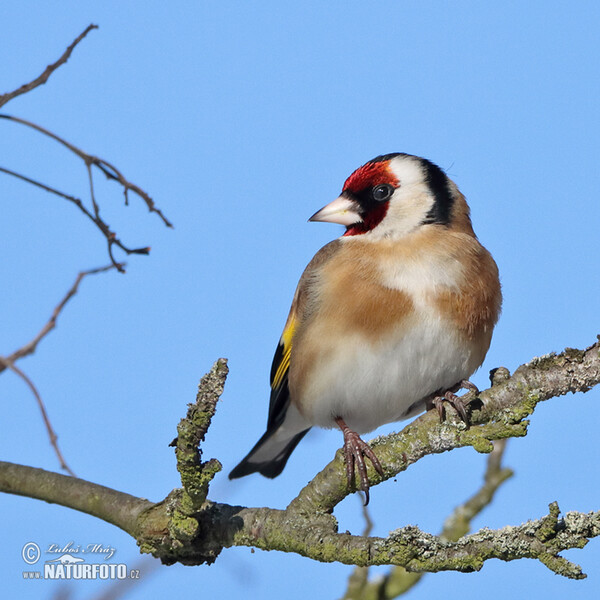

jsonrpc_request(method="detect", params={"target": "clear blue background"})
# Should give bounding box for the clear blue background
[1,2,599,598]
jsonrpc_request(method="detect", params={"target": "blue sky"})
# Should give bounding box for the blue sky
[1,2,599,598]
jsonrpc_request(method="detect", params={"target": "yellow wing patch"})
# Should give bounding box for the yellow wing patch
[271,316,298,390]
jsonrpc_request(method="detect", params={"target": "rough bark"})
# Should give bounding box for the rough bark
[1,341,599,577]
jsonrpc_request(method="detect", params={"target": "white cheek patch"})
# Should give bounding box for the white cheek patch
[366,157,437,240]
[372,190,434,240]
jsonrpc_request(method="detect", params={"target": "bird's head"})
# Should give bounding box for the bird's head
[309,153,471,239]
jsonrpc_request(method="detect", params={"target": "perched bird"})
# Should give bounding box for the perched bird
[229,153,501,502]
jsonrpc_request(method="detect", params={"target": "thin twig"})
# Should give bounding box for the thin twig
[0,165,150,271]
[0,358,75,476]
[361,502,374,537]
[89,557,161,600]
[440,440,513,540]
[0,30,170,269]
[86,162,101,219]
[343,501,376,598]
[0,264,122,473]
[0,114,173,228]
[1,263,124,374]
[0,25,98,109]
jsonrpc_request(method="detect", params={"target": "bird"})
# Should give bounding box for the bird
[229,152,502,503]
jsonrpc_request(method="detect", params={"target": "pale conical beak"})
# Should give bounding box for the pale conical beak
[308,195,362,226]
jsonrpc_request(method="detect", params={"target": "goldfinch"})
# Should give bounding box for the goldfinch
[230,153,502,502]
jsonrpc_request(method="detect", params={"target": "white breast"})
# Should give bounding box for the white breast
[302,307,480,434]
[299,247,481,434]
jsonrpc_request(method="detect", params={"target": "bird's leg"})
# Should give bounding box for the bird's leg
[335,417,384,505]
[428,379,480,426]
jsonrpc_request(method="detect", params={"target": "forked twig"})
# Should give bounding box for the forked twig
[0,114,172,229]
[0,25,171,270]
[0,264,124,374]
[0,264,123,473]
[0,114,171,270]
[0,165,148,272]
[341,441,513,599]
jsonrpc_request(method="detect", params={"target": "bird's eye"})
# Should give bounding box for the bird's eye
[371,184,394,202]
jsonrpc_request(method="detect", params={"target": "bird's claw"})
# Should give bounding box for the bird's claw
[336,417,384,505]
[431,379,479,426]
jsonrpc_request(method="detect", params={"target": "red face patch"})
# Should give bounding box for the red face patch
[342,159,399,236]
[343,203,389,236]
[342,160,399,194]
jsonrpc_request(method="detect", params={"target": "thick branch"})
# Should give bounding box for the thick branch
[288,340,600,515]
[341,440,513,600]
[0,462,151,537]
[1,342,599,576]
[0,25,97,109]
[1,459,597,577]
[171,359,228,511]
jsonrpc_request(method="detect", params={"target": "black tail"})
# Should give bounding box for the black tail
[229,427,310,479]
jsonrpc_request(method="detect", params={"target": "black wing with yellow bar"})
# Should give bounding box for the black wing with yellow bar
[267,314,297,430]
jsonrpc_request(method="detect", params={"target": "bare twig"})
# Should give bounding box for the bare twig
[89,557,160,600]
[0,29,171,270]
[0,114,173,228]
[0,25,98,109]
[0,165,150,272]
[441,440,512,541]
[0,359,75,476]
[1,264,123,374]
[0,264,122,473]
[343,501,376,598]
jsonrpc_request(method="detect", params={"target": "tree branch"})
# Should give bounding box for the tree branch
[0,264,122,473]
[165,359,229,553]
[0,115,172,229]
[172,359,228,507]
[341,440,513,599]
[0,461,151,537]
[0,26,171,272]
[0,24,98,109]
[0,264,122,374]
[0,359,75,476]
[0,114,171,271]
[287,340,600,515]
[1,341,599,576]
[0,164,151,271]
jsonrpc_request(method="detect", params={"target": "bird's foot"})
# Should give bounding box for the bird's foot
[335,417,384,505]
[429,379,480,426]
